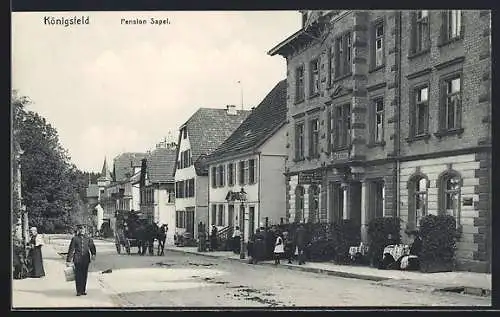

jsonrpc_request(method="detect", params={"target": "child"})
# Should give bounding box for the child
[273,231,284,265]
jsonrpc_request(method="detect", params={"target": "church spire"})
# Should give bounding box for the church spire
[100,157,112,181]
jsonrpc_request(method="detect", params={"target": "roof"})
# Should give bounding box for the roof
[113,152,147,182]
[205,80,287,163]
[86,184,99,198]
[145,147,177,183]
[98,158,112,181]
[176,108,250,175]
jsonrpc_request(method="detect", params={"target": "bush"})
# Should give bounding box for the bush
[367,217,401,267]
[419,214,457,272]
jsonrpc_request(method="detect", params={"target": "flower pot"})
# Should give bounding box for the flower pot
[420,261,453,273]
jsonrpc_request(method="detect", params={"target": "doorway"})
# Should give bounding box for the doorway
[186,207,195,234]
[228,204,234,227]
[329,183,344,223]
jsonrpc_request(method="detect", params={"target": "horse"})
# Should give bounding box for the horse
[156,224,168,256]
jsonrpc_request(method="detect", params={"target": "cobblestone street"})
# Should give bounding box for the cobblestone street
[13,235,490,308]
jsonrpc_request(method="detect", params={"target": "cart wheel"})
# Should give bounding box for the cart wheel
[116,243,121,254]
[126,240,131,255]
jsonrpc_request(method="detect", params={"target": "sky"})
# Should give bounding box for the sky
[12,11,300,173]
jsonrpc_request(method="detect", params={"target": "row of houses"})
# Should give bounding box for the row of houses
[86,10,491,273]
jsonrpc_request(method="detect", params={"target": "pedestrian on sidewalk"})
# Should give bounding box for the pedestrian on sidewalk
[232,226,241,254]
[283,231,295,264]
[295,224,307,265]
[210,225,218,251]
[273,231,284,265]
[66,224,96,296]
[251,228,265,264]
[27,227,45,278]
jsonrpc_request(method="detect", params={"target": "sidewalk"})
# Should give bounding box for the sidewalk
[164,246,491,295]
[12,240,119,308]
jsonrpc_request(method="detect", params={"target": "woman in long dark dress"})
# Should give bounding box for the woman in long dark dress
[28,227,45,278]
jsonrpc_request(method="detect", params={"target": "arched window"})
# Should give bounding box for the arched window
[439,170,462,227]
[308,185,320,223]
[407,174,429,229]
[295,186,305,223]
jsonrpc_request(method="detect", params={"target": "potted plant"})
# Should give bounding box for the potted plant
[419,214,457,273]
[367,217,401,268]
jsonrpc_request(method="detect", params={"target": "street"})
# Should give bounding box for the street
[42,236,490,307]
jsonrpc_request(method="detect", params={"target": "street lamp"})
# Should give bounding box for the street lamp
[238,187,247,259]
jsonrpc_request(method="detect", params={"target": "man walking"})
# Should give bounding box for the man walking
[66,224,96,296]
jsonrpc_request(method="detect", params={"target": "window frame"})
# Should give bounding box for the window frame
[217,204,225,226]
[295,185,305,223]
[211,205,217,226]
[227,162,234,187]
[374,20,385,69]
[248,159,257,184]
[437,72,463,136]
[309,57,320,97]
[408,81,431,141]
[295,65,305,104]
[334,103,351,149]
[407,174,429,230]
[370,96,385,145]
[334,32,353,79]
[438,170,462,229]
[238,161,245,185]
[295,121,305,161]
[211,166,217,188]
[411,10,430,56]
[309,118,320,158]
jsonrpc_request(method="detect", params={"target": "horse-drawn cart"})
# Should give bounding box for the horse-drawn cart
[114,209,144,255]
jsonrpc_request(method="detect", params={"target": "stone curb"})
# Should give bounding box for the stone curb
[165,247,390,282]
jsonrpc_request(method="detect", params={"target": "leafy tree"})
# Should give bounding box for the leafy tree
[13,91,94,233]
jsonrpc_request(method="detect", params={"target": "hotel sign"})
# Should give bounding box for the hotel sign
[298,170,323,184]
[332,150,349,162]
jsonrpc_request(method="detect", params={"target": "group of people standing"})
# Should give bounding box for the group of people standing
[245,224,308,265]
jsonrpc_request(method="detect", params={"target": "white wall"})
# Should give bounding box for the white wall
[260,154,287,225]
[398,154,480,261]
[132,183,140,211]
[260,125,287,156]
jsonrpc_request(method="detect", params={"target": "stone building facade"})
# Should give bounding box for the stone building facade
[269,10,491,272]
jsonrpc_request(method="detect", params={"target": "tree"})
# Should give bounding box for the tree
[13,91,93,233]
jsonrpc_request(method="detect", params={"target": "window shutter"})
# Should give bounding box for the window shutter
[370,23,376,69]
[440,11,447,44]
[409,90,416,137]
[410,13,417,54]
[457,77,463,129]
[327,110,332,153]
[439,81,447,131]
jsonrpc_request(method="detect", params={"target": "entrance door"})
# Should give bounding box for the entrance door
[329,183,344,223]
[369,180,384,219]
[228,205,234,227]
[186,207,195,234]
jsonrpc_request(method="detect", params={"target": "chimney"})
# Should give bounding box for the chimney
[226,105,237,115]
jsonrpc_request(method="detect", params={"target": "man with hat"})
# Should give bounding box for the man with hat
[66,222,96,296]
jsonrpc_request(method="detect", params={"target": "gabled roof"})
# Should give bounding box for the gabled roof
[145,147,177,183]
[205,80,287,163]
[175,108,250,175]
[113,152,147,182]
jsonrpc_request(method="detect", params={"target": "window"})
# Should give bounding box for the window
[334,104,351,148]
[217,165,225,187]
[228,163,235,186]
[295,186,305,223]
[439,172,461,228]
[374,22,384,68]
[295,66,305,102]
[176,210,186,228]
[308,185,320,223]
[310,58,320,96]
[238,161,245,185]
[373,98,384,143]
[443,10,462,41]
[410,85,429,138]
[335,33,353,78]
[408,176,428,229]
[243,160,249,184]
[211,205,217,225]
[413,10,430,54]
[217,205,225,226]
[211,166,217,188]
[441,76,462,131]
[248,159,256,184]
[295,123,305,160]
[309,119,319,158]
[182,128,187,139]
